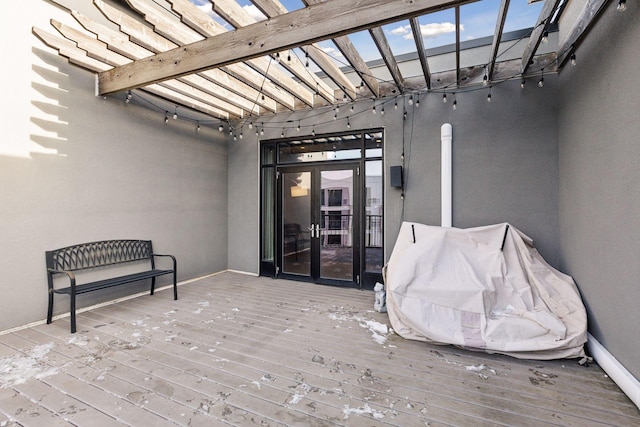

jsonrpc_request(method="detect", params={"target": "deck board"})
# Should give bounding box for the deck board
[1,272,639,426]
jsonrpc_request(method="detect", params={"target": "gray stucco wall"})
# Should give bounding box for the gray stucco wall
[558,1,640,379]
[228,78,560,274]
[0,1,229,331]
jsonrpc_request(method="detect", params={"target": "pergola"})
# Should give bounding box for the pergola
[33,0,611,125]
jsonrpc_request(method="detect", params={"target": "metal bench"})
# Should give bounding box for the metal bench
[46,240,177,333]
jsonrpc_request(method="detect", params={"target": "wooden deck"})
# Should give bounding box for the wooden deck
[1,272,638,426]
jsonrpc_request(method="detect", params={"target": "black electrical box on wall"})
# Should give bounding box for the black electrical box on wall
[390,166,403,188]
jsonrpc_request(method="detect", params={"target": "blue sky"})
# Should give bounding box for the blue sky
[189,0,543,63]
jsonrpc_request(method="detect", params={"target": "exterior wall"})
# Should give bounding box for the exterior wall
[558,1,640,379]
[0,0,229,331]
[228,78,560,274]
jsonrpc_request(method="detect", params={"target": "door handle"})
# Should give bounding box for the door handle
[315,224,320,238]
[308,225,315,238]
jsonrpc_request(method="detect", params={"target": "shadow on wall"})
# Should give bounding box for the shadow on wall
[29,47,73,159]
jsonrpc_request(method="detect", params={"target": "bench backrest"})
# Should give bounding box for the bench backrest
[46,240,154,272]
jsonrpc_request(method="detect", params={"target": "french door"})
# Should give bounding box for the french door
[277,163,360,286]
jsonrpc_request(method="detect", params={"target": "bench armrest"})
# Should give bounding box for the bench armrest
[152,253,177,270]
[47,268,76,292]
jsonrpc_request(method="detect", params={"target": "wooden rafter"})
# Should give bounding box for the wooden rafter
[521,0,563,74]
[369,26,405,92]
[302,0,380,98]
[93,0,288,112]
[249,0,357,100]
[97,0,465,96]
[32,27,230,119]
[206,0,334,104]
[455,6,461,86]
[125,0,315,107]
[70,10,263,116]
[410,17,431,90]
[487,0,510,81]
[556,0,609,70]
[50,19,241,118]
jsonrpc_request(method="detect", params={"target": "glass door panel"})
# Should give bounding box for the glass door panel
[319,169,354,281]
[282,171,311,276]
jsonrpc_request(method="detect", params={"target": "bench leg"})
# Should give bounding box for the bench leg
[47,290,53,325]
[70,293,77,334]
[150,277,156,295]
[173,270,178,300]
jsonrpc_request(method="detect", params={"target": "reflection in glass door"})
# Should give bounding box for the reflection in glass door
[320,169,353,281]
[279,165,359,286]
[281,170,311,276]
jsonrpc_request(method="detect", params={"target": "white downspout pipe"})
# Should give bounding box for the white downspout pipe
[441,123,453,228]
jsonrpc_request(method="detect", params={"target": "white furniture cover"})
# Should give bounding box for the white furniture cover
[385,222,588,360]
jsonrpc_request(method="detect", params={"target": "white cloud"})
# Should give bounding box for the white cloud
[419,22,460,39]
[389,25,411,36]
[390,22,462,40]
[322,46,343,58]
[243,4,267,22]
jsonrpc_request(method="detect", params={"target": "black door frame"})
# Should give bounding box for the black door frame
[276,162,361,287]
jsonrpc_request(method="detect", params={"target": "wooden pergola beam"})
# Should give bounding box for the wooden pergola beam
[93,0,287,111]
[556,0,609,70]
[410,17,431,90]
[98,0,467,96]
[250,0,357,100]
[487,0,510,81]
[521,0,562,74]
[302,0,380,98]
[369,26,405,92]
[70,10,263,115]
[204,0,328,107]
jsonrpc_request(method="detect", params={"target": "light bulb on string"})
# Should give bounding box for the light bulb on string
[312,126,316,137]
[350,104,354,112]
[538,70,544,88]
[416,96,420,108]
[164,112,169,124]
[521,78,526,89]
[372,104,376,114]
[248,121,253,129]
[482,70,488,86]
[297,122,301,132]
[381,105,385,115]
[239,130,243,139]
[542,31,549,44]
[281,128,284,138]
[487,90,492,103]
[218,124,224,132]
[347,118,351,129]
[618,0,626,12]
[196,122,200,132]
[443,93,448,103]
[408,95,413,105]
[260,127,264,136]
[452,95,457,110]
[570,53,577,66]
[125,90,132,103]
[403,110,407,120]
